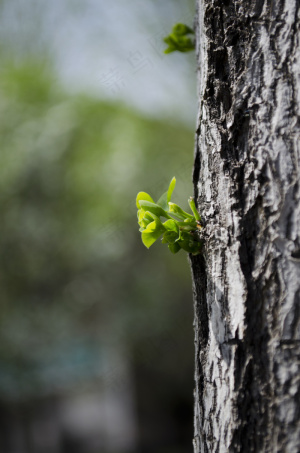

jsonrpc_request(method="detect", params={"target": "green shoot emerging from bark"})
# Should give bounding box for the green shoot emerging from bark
[163,23,195,54]
[136,177,202,255]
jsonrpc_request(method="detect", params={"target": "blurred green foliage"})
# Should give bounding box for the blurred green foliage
[0,2,197,451]
[0,60,195,401]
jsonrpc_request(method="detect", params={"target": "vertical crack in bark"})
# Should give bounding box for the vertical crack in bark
[190,254,209,348]
[189,253,209,452]
[193,126,201,203]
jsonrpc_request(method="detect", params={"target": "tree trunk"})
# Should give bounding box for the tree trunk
[191,1,300,452]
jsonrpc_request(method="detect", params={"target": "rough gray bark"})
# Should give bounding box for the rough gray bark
[190,1,300,452]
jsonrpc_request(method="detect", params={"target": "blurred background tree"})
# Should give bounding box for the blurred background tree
[0,1,197,452]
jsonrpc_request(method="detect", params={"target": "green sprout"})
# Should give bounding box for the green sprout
[136,177,203,255]
[163,23,195,54]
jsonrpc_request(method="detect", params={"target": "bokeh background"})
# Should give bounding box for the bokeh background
[0,1,197,452]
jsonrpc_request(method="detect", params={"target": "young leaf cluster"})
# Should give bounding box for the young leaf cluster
[163,23,195,54]
[136,177,202,255]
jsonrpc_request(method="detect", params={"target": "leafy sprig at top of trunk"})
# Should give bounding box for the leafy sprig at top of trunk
[163,23,195,54]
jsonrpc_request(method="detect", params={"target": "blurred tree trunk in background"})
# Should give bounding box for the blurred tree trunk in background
[190,0,300,451]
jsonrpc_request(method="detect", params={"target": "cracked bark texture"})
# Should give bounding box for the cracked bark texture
[191,0,300,452]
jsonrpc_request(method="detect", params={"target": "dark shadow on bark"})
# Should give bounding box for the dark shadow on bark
[189,254,208,347]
